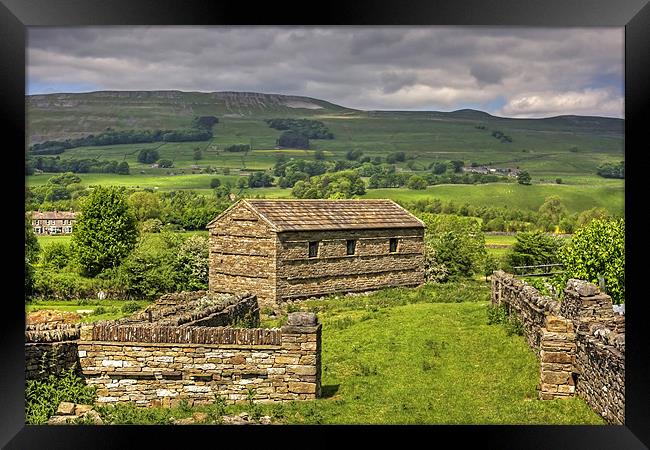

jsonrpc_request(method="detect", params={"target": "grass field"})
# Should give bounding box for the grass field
[82,281,604,425]
[363,182,624,216]
[26,299,151,322]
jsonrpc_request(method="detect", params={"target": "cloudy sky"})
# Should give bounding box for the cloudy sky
[27,26,624,118]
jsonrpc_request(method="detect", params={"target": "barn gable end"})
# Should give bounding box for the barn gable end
[207,201,278,306]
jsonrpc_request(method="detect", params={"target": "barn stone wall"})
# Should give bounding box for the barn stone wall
[491,271,625,424]
[276,227,424,302]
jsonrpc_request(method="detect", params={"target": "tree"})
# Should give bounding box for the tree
[420,213,487,278]
[431,162,448,175]
[278,131,309,149]
[247,172,274,188]
[70,186,138,277]
[576,207,609,228]
[210,178,222,189]
[127,191,161,221]
[44,185,71,202]
[292,171,365,199]
[346,149,363,161]
[137,149,160,164]
[538,196,566,228]
[25,215,40,298]
[314,149,325,160]
[48,172,81,186]
[193,148,203,161]
[158,159,174,168]
[517,171,532,185]
[558,218,625,304]
[406,175,427,190]
[505,231,564,270]
[450,160,464,173]
[116,161,130,175]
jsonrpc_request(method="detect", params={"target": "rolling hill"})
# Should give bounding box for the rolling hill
[26,90,625,215]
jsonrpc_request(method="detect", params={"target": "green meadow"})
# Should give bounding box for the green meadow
[77,281,604,425]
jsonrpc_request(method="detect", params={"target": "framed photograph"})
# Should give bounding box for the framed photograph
[2,0,649,447]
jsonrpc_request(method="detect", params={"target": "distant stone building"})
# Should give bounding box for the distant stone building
[30,211,77,235]
[207,199,425,308]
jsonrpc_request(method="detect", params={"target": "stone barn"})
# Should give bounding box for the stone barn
[206,199,425,308]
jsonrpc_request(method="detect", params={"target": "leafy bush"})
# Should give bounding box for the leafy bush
[33,270,122,300]
[505,231,564,271]
[39,242,70,269]
[558,218,625,304]
[113,233,180,299]
[140,218,163,233]
[25,364,96,424]
[421,214,487,278]
[486,304,523,336]
[121,301,141,314]
[174,235,209,291]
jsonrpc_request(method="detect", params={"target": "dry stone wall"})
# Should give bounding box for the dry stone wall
[491,271,625,424]
[77,312,321,406]
[25,323,81,380]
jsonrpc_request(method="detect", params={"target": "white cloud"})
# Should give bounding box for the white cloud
[498,89,624,118]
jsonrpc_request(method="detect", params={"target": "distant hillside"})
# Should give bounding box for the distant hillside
[26,91,356,144]
[26,90,623,145]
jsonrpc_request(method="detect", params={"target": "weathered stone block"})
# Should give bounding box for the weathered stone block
[541,371,571,385]
[287,365,317,376]
[56,402,76,416]
[288,382,317,394]
[275,355,299,365]
[541,351,574,364]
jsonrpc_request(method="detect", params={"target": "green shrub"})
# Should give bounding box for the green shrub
[421,213,487,279]
[32,270,120,300]
[558,218,625,304]
[39,242,70,269]
[505,231,564,271]
[121,301,141,314]
[486,303,508,325]
[25,364,96,424]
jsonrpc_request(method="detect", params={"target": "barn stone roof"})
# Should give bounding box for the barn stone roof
[207,199,424,232]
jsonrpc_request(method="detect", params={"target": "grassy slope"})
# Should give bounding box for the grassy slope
[27,91,624,215]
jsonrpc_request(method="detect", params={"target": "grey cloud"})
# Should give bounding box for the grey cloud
[27,26,624,118]
[380,71,419,94]
[469,62,509,86]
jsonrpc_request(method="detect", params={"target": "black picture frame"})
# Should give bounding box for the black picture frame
[2,0,649,447]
